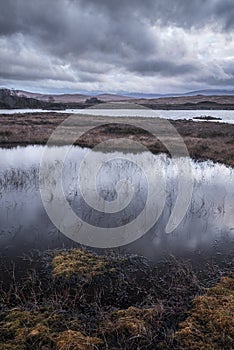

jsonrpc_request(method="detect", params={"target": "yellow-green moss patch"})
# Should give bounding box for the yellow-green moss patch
[0,307,103,350]
[101,305,163,337]
[175,273,234,350]
[56,330,103,350]
[52,249,110,279]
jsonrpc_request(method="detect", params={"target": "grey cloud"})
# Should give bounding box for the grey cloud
[0,0,18,35]
[128,59,198,77]
[195,75,234,88]
[0,0,234,92]
[77,0,234,30]
[0,63,76,82]
[215,0,234,30]
[0,0,157,57]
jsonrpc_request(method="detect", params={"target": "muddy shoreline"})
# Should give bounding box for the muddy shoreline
[1,112,234,167]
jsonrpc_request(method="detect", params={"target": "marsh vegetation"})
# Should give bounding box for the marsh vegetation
[0,248,233,350]
[0,114,234,349]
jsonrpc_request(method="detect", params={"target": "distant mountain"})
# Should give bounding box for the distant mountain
[14,90,133,103]
[124,92,165,99]
[134,93,234,110]
[1,87,234,110]
[125,89,234,99]
[96,93,134,102]
[14,90,89,103]
[183,89,234,96]
[5,88,234,103]
[136,94,234,105]
[0,89,133,109]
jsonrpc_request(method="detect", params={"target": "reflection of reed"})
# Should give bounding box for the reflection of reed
[0,146,234,258]
[0,168,39,191]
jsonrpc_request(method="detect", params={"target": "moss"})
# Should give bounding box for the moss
[175,273,234,350]
[56,330,103,350]
[52,249,109,279]
[0,308,54,349]
[1,247,233,350]
[0,307,103,350]
[51,249,152,308]
[98,305,164,349]
[102,306,162,336]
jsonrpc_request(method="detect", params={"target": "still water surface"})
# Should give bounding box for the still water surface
[0,145,234,260]
[0,109,234,123]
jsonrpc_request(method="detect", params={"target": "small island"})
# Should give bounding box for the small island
[193,115,222,121]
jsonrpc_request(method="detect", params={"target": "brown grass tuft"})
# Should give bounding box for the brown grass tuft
[175,273,234,349]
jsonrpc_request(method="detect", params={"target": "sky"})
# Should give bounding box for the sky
[0,0,234,94]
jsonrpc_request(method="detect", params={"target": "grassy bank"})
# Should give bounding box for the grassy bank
[1,113,234,167]
[0,248,233,349]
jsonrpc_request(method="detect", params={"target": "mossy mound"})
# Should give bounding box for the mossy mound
[105,306,159,336]
[175,273,234,349]
[51,249,153,308]
[52,249,110,279]
[0,307,102,350]
[56,330,103,350]
[99,306,164,349]
[1,248,233,349]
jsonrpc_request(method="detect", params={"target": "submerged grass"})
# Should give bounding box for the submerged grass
[0,248,233,349]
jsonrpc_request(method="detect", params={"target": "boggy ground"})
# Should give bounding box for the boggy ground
[1,112,234,167]
[0,113,234,349]
[0,248,233,350]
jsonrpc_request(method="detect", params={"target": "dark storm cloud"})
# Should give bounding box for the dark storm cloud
[214,0,234,30]
[0,0,18,35]
[0,0,157,56]
[128,59,198,77]
[77,0,234,30]
[0,0,233,92]
[2,0,234,39]
[194,74,234,88]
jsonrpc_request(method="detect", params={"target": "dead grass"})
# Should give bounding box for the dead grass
[0,248,233,349]
[1,113,234,167]
[0,307,102,350]
[175,273,234,349]
[52,249,110,279]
